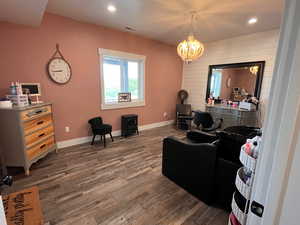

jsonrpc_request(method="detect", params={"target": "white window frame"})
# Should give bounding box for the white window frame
[98,48,146,110]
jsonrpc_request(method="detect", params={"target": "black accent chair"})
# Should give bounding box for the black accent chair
[162,126,260,209]
[162,133,218,205]
[176,104,193,130]
[193,111,223,132]
[88,117,114,147]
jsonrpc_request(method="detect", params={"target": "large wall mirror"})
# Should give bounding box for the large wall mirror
[206,61,265,102]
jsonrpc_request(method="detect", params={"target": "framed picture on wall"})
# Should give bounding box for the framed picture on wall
[118,92,131,102]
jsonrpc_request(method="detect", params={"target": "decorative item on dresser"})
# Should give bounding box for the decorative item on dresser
[121,114,139,137]
[0,103,57,176]
[20,83,42,104]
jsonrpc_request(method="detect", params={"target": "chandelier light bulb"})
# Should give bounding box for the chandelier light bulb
[177,35,204,63]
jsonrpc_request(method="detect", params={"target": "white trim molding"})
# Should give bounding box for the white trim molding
[98,48,146,110]
[98,48,146,61]
[57,120,174,149]
[101,100,145,110]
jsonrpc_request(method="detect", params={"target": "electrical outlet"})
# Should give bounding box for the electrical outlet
[65,126,70,133]
[163,112,168,118]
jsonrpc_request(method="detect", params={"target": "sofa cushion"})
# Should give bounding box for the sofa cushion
[216,126,260,163]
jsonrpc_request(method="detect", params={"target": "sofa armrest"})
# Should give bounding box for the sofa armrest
[215,158,241,210]
[187,130,218,143]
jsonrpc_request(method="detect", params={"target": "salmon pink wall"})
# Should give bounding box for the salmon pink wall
[0,13,183,142]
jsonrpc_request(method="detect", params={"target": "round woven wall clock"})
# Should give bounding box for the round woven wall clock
[47,44,72,84]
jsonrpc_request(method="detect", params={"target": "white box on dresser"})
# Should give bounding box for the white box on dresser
[239,102,257,111]
[0,103,57,176]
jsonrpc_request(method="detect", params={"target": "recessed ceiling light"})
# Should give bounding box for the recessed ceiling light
[248,17,258,25]
[107,4,117,13]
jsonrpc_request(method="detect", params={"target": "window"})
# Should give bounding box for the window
[210,70,222,98]
[99,49,145,110]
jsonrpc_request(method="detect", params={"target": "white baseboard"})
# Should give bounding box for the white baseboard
[57,120,174,149]
[139,119,174,131]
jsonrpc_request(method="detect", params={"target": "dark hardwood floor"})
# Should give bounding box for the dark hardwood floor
[5,125,228,225]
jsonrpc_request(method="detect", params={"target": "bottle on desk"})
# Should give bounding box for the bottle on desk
[10,82,17,95]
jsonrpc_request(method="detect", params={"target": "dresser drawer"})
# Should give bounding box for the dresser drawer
[21,105,52,121]
[23,114,53,135]
[25,125,54,148]
[26,136,55,160]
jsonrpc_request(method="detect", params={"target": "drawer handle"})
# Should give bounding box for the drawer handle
[38,133,45,138]
[26,108,48,117]
[40,144,46,149]
[37,121,44,125]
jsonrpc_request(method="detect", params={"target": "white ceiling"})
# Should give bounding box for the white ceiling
[0,0,48,26]
[0,0,284,45]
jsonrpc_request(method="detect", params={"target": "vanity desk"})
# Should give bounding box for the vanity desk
[206,104,259,128]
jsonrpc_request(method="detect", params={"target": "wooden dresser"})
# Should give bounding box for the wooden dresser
[0,103,57,175]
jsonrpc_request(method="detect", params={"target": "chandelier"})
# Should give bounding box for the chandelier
[250,66,259,75]
[177,13,204,63]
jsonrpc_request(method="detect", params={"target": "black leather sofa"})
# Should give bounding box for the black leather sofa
[162,136,218,204]
[162,126,260,209]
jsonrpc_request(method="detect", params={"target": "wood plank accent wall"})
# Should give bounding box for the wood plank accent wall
[181,29,279,121]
